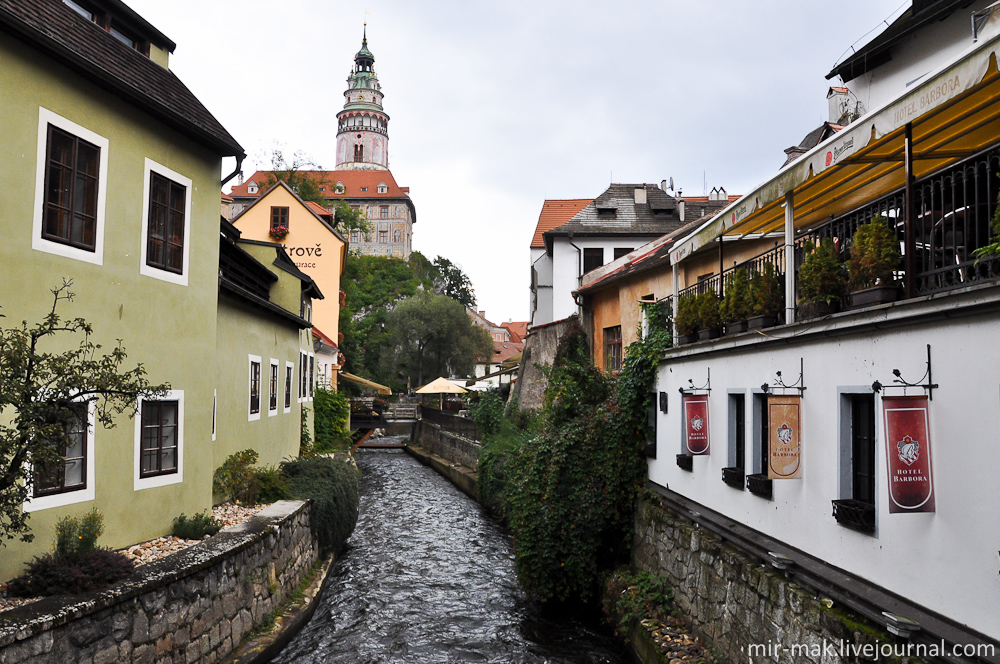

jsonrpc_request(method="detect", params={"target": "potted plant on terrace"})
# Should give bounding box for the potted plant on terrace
[748,264,782,329]
[695,291,722,341]
[720,268,751,335]
[674,293,699,345]
[847,218,901,308]
[797,238,847,319]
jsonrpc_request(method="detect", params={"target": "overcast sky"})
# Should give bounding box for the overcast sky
[128,0,906,324]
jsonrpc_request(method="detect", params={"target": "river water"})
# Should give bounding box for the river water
[271,444,631,664]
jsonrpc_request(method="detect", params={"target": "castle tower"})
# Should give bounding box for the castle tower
[335,26,389,170]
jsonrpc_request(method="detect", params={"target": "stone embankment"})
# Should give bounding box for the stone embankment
[0,500,320,664]
[406,419,480,499]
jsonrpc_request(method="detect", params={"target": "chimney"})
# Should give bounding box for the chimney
[678,199,685,222]
[660,179,667,191]
[634,187,647,205]
[828,86,852,124]
[478,310,486,318]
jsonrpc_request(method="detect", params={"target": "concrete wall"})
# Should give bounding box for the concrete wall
[551,237,652,322]
[412,419,480,470]
[511,316,582,412]
[0,501,320,664]
[649,285,1000,641]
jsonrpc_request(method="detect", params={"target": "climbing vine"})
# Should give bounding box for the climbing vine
[478,317,671,604]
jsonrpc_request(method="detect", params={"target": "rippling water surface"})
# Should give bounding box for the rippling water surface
[272,443,630,664]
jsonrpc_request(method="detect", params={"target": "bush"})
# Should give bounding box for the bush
[603,567,673,632]
[848,218,901,290]
[172,511,222,539]
[466,388,506,438]
[693,291,721,331]
[256,466,292,503]
[314,387,351,453]
[798,238,846,305]
[54,509,103,557]
[281,456,359,554]
[674,294,699,337]
[720,268,752,323]
[479,322,670,604]
[214,449,261,504]
[7,549,134,597]
[749,264,783,317]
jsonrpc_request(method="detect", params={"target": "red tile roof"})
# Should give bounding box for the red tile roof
[230,170,410,200]
[313,326,338,348]
[502,321,528,342]
[530,199,592,249]
[491,340,524,364]
[305,201,333,219]
[221,192,233,202]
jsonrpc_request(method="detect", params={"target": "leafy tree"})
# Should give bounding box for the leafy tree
[0,282,167,543]
[432,256,476,308]
[385,291,492,386]
[332,200,372,235]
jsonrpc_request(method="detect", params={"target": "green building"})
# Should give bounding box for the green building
[0,0,316,580]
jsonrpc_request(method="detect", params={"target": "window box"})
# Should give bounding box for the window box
[797,300,840,320]
[849,284,900,309]
[697,327,721,341]
[675,454,693,472]
[747,315,776,330]
[724,320,747,335]
[746,473,773,498]
[676,333,696,345]
[722,466,745,489]
[832,499,876,533]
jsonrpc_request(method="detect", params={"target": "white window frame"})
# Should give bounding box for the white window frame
[32,107,109,266]
[308,352,315,401]
[248,355,262,422]
[139,158,192,286]
[298,352,306,404]
[268,358,279,417]
[133,389,184,491]
[23,398,97,512]
[212,389,217,441]
[284,361,294,413]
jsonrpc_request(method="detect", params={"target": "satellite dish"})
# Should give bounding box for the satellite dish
[669,177,674,191]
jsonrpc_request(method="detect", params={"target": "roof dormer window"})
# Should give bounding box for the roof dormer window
[360,187,368,192]
[247,182,258,195]
[377,182,388,194]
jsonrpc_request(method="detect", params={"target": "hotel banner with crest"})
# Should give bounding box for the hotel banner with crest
[882,396,935,513]
[767,395,801,479]
[682,395,710,455]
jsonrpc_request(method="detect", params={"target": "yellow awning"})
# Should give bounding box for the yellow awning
[671,34,1000,261]
[338,371,392,395]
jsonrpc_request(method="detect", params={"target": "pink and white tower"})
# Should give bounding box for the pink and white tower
[335,26,389,170]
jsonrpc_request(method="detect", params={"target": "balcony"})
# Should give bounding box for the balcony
[832,499,876,533]
[746,473,772,499]
[721,466,745,490]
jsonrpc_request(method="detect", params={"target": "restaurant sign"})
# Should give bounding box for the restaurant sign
[767,395,801,479]
[882,396,935,513]
[682,395,710,455]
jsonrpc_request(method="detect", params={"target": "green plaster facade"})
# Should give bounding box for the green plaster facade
[0,11,314,581]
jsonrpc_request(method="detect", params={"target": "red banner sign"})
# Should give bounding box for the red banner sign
[883,396,935,513]
[682,395,710,455]
[767,395,802,479]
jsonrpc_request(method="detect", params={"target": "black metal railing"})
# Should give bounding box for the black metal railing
[420,405,481,441]
[832,499,876,533]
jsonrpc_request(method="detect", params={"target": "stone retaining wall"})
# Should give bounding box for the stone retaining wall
[0,500,320,664]
[633,494,913,664]
[412,419,480,469]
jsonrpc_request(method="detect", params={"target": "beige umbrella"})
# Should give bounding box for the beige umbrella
[415,376,468,409]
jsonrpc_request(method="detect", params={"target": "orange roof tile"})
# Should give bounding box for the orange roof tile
[221,192,233,202]
[305,201,333,218]
[230,170,410,200]
[502,321,528,342]
[491,340,524,364]
[313,326,338,348]
[530,199,592,249]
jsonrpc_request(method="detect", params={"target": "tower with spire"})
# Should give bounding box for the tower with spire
[335,25,389,170]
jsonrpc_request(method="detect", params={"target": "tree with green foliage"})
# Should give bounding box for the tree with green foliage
[432,256,476,308]
[385,291,492,387]
[0,282,167,544]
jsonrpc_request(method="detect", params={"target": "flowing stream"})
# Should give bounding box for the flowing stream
[271,443,631,664]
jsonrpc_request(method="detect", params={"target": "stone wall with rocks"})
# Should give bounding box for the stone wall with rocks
[0,500,319,664]
[632,494,914,664]
[510,315,580,411]
[413,419,480,470]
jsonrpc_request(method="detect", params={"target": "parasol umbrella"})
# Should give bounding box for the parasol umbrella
[415,376,468,409]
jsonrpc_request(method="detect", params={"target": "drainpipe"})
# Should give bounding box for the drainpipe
[221,153,246,187]
[567,230,583,287]
[784,192,796,324]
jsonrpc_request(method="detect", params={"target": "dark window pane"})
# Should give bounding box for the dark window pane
[146,173,186,274]
[42,125,99,251]
[140,400,179,478]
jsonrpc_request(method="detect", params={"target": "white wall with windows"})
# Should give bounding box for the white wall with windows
[648,297,1000,641]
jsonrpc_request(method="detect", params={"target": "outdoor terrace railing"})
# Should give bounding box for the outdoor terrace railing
[665,142,1000,319]
[420,405,481,441]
